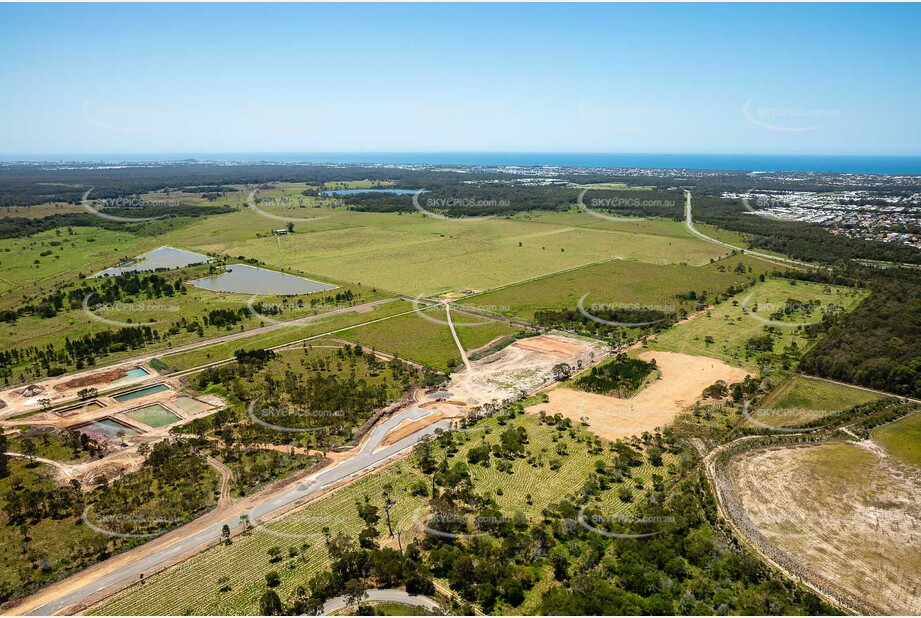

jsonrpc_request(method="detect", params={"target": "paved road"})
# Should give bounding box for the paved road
[444,303,473,373]
[24,406,449,616]
[683,190,814,269]
[320,588,441,615]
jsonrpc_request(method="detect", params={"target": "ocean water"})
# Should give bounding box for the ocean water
[5,152,921,175]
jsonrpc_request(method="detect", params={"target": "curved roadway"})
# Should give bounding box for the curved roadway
[21,406,449,615]
[320,588,441,615]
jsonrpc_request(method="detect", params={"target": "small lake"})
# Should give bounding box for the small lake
[188,264,337,295]
[322,189,422,196]
[113,384,169,403]
[93,246,211,278]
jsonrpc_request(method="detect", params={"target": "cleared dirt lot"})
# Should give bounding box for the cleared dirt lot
[730,442,921,615]
[527,351,749,440]
[512,335,587,359]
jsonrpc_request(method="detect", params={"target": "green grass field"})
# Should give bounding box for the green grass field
[0,227,155,303]
[464,254,772,321]
[337,308,520,371]
[646,277,868,369]
[90,413,672,616]
[159,299,415,372]
[751,375,881,427]
[160,196,735,297]
[873,412,921,467]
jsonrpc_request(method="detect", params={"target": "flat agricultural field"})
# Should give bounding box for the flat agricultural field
[162,205,733,296]
[646,277,868,368]
[337,307,519,371]
[464,254,773,321]
[0,227,155,302]
[158,299,414,372]
[730,441,921,615]
[528,351,749,440]
[873,411,921,467]
[750,375,882,428]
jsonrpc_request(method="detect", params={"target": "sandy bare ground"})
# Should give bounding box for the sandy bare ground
[512,335,587,359]
[448,333,605,406]
[730,443,921,615]
[6,449,146,490]
[527,351,749,441]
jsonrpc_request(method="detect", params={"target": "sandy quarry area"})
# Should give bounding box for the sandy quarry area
[448,333,607,406]
[527,351,750,440]
[730,442,921,615]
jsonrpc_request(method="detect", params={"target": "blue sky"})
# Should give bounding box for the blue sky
[1,3,919,156]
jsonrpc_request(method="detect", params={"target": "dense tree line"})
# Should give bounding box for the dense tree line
[790,266,921,397]
[575,353,656,397]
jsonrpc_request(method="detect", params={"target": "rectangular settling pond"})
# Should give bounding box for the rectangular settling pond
[110,367,151,386]
[71,418,139,442]
[123,403,181,428]
[113,384,169,403]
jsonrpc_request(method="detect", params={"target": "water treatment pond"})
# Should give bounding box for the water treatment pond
[113,384,168,402]
[188,264,337,295]
[73,418,139,442]
[110,367,150,385]
[93,246,211,278]
[123,403,181,428]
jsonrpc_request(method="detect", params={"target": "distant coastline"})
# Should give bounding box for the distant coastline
[3,152,921,175]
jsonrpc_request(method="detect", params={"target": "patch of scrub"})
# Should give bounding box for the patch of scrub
[123,403,181,428]
[322,189,422,196]
[173,396,212,415]
[113,384,169,403]
[93,246,211,278]
[188,264,337,295]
